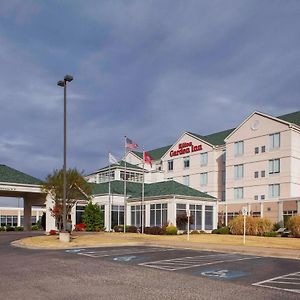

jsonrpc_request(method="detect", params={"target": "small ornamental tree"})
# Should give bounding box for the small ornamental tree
[176,213,194,230]
[82,202,104,231]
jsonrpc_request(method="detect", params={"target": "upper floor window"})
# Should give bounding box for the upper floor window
[200,152,208,166]
[269,133,280,150]
[234,187,244,200]
[269,159,280,174]
[234,164,244,180]
[183,175,190,186]
[261,146,266,153]
[234,141,244,156]
[269,184,280,198]
[183,156,190,169]
[168,160,173,171]
[200,172,208,186]
[255,147,259,154]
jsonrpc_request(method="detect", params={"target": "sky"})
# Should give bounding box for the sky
[0,0,300,206]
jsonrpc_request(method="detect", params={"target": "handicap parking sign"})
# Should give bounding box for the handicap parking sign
[113,256,137,262]
[195,269,246,280]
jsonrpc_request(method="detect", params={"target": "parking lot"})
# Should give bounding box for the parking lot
[65,246,300,295]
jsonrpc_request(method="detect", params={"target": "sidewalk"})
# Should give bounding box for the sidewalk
[12,232,300,260]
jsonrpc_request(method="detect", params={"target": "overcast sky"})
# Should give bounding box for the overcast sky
[0,0,300,191]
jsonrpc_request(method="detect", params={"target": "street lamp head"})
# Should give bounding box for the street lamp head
[57,80,65,87]
[64,74,73,82]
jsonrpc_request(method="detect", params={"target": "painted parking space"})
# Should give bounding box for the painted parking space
[65,246,300,295]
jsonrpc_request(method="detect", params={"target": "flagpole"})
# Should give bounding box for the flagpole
[123,136,127,234]
[108,152,111,232]
[142,149,145,234]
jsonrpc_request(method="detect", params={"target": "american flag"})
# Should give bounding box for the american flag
[125,137,139,150]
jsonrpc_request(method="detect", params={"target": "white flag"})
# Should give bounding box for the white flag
[109,153,119,165]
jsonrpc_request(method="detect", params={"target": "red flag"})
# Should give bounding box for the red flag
[143,151,153,167]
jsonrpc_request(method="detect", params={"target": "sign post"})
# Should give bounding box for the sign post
[186,209,191,241]
[242,207,248,245]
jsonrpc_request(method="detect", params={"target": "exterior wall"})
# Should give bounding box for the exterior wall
[161,133,224,198]
[290,129,300,197]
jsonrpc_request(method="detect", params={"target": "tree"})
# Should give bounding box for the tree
[42,168,92,231]
[82,202,104,231]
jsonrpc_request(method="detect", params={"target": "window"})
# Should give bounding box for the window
[205,206,213,230]
[234,164,244,180]
[76,205,86,224]
[111,205,124,229]
[261,146,266,153]
[176,204,187,230]
[255,147,259,154]
[200,172,208,186]
[234,187,244,200]
[200,152,208,166]
[183,175,190,186]
[222,170,226,185]
[222,150,226,164]
[269,133,280,150]
[150,203,167,227]
[190,204,202,230]
[261,170,265,177]
[221,191,226,201]
[167,177,173,181]
[261,195,265,200]
[254,171,259,178]
[168,160,173,171]
[131,205,145,227]
[98,171,115,183]
[269,159,280,174]
[269,184,280,198]
[183,156,190,169]
[120,171,143,182]
[254,195,259,200]
[234,141,244,156]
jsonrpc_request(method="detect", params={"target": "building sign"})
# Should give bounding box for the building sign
[169,142,202,157]
[0,187,16,191]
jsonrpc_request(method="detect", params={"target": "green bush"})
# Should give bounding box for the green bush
[15,226,24,231]
[82,201,104,231]
[263,231,278,237]
[6,226,15,232]
[286,215,300,238]
[166,225,177,235]
[31,225,39,231]
[0,226,6,231]
[212,226,230,234]
[113,225,129,232]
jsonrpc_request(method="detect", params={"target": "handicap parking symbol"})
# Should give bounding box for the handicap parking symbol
[195,269,246,280]
[65,249,85,253]
[113,256,137,262]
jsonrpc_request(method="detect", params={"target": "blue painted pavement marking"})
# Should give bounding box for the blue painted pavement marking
[194,269,247,280]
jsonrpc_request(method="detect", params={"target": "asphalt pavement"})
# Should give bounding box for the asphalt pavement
[0,232,299,300]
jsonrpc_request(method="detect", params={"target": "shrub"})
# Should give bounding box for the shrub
[190,230,200,234]
[166,225,177,235]
[127,226,138,233]
[228,216,273,236]
[82,202,104,231]
[273,221,284,231]
[0,226,6,231]
[176,213,194,230]
[212,226,230,234]
[286,215,300,238]
[31,225,39,231]
[263,231,278,237]
[144,226,166,235]
[6,226,15,232]
[49,229,57,235]
[74,223,86,231]
[15,226,24,231]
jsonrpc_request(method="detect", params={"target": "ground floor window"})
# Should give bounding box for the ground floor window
[76,205,86,224]
[0,215,18,227]
[283,210,297,226]
[111,205,124,229]
[205,206,213,230]
[150,203,167,227]
[176,204,187,230]
[131,205,145,227]
[189,204,202,230]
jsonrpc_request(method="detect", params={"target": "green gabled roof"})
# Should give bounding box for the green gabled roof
[132,145,172,161]
[277,110,300,126]
[89,160,144,175]
[0,164,42,185]
[90,180,215,199]
[189,128,235,146]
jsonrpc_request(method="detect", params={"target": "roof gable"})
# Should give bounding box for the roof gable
[132,144,172,161]
[0,165,42,185]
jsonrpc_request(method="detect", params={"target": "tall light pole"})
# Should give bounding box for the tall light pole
[57,74,73,232]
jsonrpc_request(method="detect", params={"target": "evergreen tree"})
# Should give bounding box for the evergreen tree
[83,202,104,231]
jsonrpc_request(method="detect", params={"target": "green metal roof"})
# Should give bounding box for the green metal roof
[277,110,300,126]
[0,164,42,185]
[189,128,235,146]
[132,145,172,161]
[91,180,215,199]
